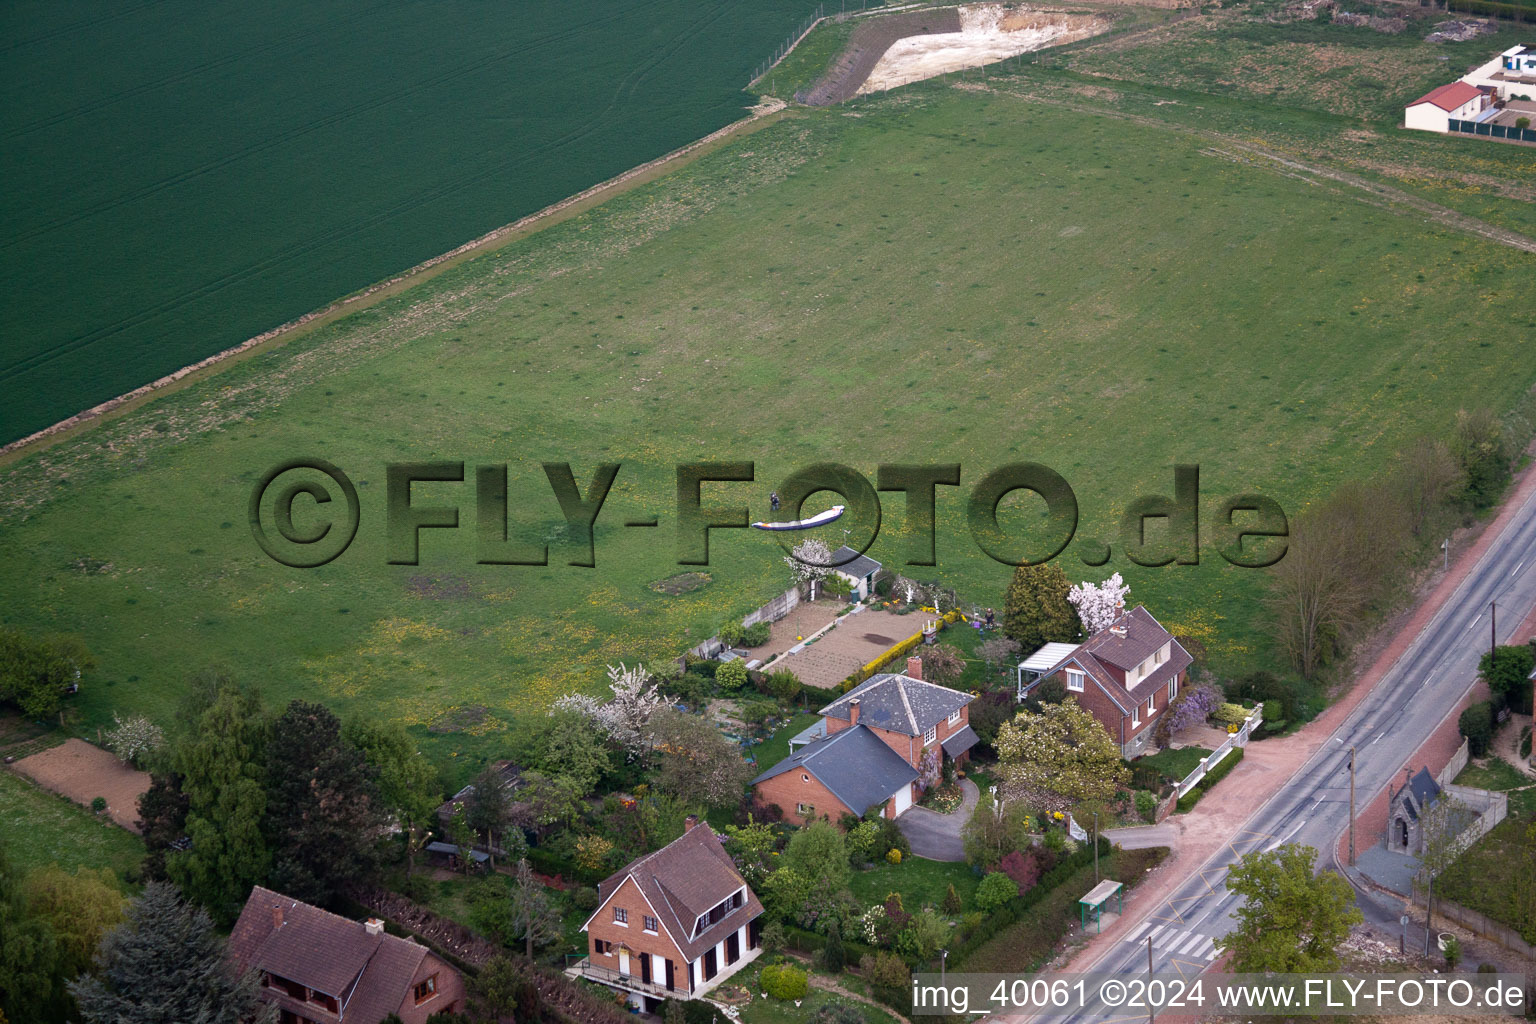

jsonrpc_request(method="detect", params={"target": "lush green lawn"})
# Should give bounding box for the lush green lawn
[2,67,1533,790]
[736,962,902,1024]
[1134,746,1214,783]
[849,857,978,912]
[0,770,144,884]
[753,711,822,771]
[1439,758,1536,944]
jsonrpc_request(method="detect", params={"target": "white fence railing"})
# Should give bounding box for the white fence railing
[1175,705,1263,798]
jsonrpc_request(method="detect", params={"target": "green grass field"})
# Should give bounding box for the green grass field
[2,32,1534,786]
[1440,757,1536,943]
[0,0,817,444]
[0,771,144,884]
[849,857,979,910]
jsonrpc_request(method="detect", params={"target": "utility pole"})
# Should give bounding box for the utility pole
[1348,746,1357,866]
[1442,537,1449,571]
[1425,875,1435,956]
[1147,936,1155,1024]
[1400,914,1408,955]
[1093,810,1100,883]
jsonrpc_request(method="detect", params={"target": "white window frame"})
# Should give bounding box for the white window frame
[1147,697,1156,717]
[948,709,961,727]
[1132,705,1140,727]
[1066,669,1085,692]
[797,802,814,817]
[1169,676,1179,701]
[924,724,937,745]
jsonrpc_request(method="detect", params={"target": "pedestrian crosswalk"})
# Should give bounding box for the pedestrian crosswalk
[1121,920,1218,961]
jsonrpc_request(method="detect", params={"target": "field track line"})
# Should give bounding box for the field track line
[991,84,1536,256]
[0,97,788,467]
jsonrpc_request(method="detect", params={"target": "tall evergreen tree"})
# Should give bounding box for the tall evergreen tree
[67,882,273,1024]
[264,700,385,905]
[1001,563,1081,651]
[167,682,271,925]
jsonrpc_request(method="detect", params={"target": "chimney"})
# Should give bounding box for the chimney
[684,814,699,832]
[364,917,385,937]
[906,656,923,681]
[849,698,861,726]
[272,904,284,929]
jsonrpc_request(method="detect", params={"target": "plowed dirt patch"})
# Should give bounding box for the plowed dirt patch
[13,738,149,833]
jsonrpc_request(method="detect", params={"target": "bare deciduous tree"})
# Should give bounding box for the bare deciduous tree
[1392,437,1462,538]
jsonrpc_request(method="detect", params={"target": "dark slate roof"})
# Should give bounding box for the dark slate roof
[1041,606,1191,715]
[751,724,919,817]
[940,725,980,758]
[228,886,435,1024]
[1403,767,1442,820]
[819,673,974,736]
[591,822,763,963]
[830,545,882,579]
[425,841,489,863]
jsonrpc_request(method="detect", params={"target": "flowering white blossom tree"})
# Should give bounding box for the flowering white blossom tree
[103,712,164,766]
[1067,572,1130,635]
[784,537,834,587]
[552,662,672,760]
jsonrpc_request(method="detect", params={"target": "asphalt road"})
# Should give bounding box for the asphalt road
[1047,483,1536,1023]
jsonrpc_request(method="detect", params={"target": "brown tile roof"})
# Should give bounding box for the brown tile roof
[591,823,762,962]
[1044,606,1192,715]
[228,886,433,1024]
[1408,80,1482,111]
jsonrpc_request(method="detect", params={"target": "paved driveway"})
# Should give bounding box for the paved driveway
[897,779,979,861]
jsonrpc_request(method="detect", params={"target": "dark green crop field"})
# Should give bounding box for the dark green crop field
[2,74,1532,782]
[0,0,814,444]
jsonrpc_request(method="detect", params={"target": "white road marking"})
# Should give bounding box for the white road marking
[1265,819,1307,852]
[1512,560,1525,576]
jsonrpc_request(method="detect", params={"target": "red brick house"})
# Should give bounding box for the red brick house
[1018,605,1192,759]
[751,658,977,825]
[570,816,763,1012]
[229,886,465,1024]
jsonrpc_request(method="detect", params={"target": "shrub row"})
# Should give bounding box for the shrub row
[949,836,1111,967]
[957,847,1169,974]
[1175,746,1245,814]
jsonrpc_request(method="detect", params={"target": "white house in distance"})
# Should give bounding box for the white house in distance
[1464,43,1536,99]
[1404,80,1489,133]
[1405,44,1536,141]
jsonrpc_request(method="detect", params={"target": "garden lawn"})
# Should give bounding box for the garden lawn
[2,72,1533,789]
[0,770,144,885]
[1427,757,1536,944]
[849,857,978,912]
[753,711,822,771]
[737,963,902,1024]
[1134,746,1213,783]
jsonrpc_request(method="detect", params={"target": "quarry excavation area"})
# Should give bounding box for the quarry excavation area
[858,5,1108,95]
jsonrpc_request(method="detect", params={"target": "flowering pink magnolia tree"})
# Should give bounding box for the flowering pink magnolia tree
[1067,572,1130,635]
